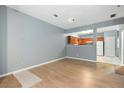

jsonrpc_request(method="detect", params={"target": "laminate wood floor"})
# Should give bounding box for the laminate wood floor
[115,66,124,75]
[0,58,124,88]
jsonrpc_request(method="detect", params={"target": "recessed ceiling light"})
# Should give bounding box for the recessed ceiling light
[53,14,58,18]
[68,18,76,23]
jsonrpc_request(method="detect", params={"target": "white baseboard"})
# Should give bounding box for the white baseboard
[0,57,66,78]
[65,56,96,62]
[2,56,121,78]
[65,56,123,66]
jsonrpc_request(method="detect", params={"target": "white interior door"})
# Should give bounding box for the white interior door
[105,36,115,56]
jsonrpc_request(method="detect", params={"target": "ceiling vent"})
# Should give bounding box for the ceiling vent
[110,13,117,18]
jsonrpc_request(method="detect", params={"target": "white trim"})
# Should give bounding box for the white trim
[0,57,66,78]
[121,31,124,66]
[65,56,96,62]
[66,56,123,66]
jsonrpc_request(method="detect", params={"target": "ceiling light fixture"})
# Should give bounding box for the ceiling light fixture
[68,18,76,23]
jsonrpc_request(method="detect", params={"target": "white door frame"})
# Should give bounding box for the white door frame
[121,31,124,66]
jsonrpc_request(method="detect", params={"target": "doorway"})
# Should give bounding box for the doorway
[96,25,123,65]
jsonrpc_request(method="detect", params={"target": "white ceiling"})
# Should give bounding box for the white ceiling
[7,5,124,30]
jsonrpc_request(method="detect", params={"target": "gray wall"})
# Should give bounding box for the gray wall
[7,7,66,73]
[66,29,97,61]
[66,45,96,61]
[0,6,7,75]
[0,6,66,75]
